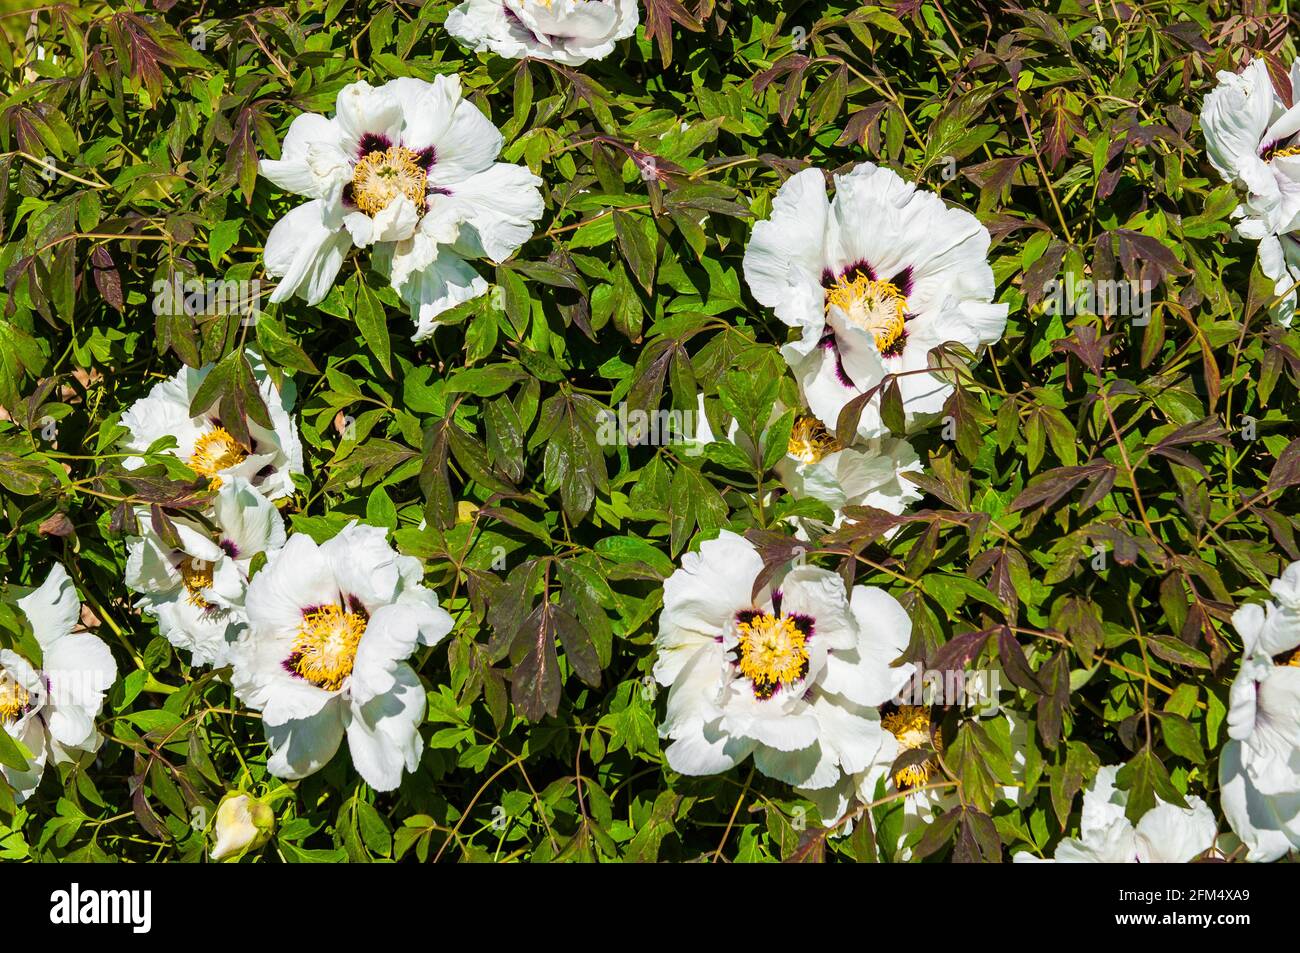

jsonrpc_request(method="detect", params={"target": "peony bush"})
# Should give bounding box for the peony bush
[1,0,1300,864]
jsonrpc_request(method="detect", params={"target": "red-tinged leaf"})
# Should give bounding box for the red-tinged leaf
[1146,634,1211,670]
[419,418,457,530]
[1076,465,1117,512]
[744,529,815,601]
[1051,325,1112,375]
[1039,88,1078,168]
[753,54,810,95]
[1035,651,1070,750]
[227,107,260,202]
[91,245,125,312]
[1114,228,1190,284]
[954,807,1001,863]
[1051,596,1104,665]
[910,806,961,860]
[997,628,1042,693]
[1022,240,1067,310]
[553,602,601,688]
[108,13,172,101]
[642,0,703,66]
[1010,463,1106,513]
[1266,51,1294,107]
[511,600,564,722]
[783,828,827,863]
[613,210,657,293]
[836,102,887,149]
[1269,437,1300,490]
[930,627,995,674]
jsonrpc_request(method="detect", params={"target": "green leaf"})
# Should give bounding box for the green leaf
[354,275,393,378]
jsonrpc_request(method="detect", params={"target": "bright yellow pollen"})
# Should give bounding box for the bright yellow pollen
[1284,649,1300,668]
[0,673,30,723]
[1272,146,1300,160]
[189,427,247,487]
[825,275,908,353]
[736,612,809,692]
[289,604,367,692]
[882,706,941,789]
[179,558,214,609]
[351,146,428,217]
[787,415,842,465]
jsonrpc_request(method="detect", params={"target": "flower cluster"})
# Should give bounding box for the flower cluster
[8,3,1300,867]
[117,351,452,792]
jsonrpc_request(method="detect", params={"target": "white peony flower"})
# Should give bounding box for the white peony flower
[1015,765,1218,863]
[695,396,923,529]
[259,76,544,340]
[653,529,915,792]
[776,418,923,529]
[446,0,640,67]
[120,352,304,502]
[1218,561,1300,862]
[1201,57,1300,239]
[742,162,1007,439]
[230,523,454,791]
[1,564,117,803]
[125,477,287,668]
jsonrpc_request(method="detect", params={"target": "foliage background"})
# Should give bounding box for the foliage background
[0,0,1297,862]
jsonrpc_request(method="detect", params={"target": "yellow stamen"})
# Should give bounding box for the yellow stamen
[787,415,842,465]
[736,612,809,695]
[1283,649,1300,668]
[1271,146,1300,161]
[179,558,214,609]
[288,604,367,692]
[825,275,908,353]
[0,673,30,723]
[882,705,941,788]
[351,146,428,217]
[189,427,247,488]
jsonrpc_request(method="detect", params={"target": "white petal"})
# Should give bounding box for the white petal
[379,246,488,342]
[1201,58,1275,183]
[820,586,914,707]
[259,112,345,198]
[777,565,858,652]
[1134,796,1218,863]
[264,200,351,306]
[345,663,426,791]
[753,741,843,789]
[17,562,80,648]
[383,76,458,154]
[1080,764,1129,839]
[655,530,762,685]
[265,696,348,781]
[438,163,544,262]
[809,693,885,775]
[351,604,426,703]
[244,534,339,639]
[334,81,403,158]
[425,92,504,188]
[742,167,830,350]
[664,724,755,777]
[1218,739,1300,862]
[41,632,117,750]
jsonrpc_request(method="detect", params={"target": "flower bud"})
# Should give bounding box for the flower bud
[210,792,274,862]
